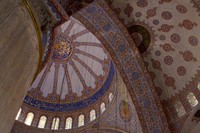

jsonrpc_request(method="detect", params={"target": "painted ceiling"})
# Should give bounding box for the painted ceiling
[24,17,115,112]
[109,0,200,101]
[18,0,200,131]
[20,0,169,131]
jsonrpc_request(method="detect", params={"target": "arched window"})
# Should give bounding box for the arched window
[15,108,21,120]
[90,110,96,121]
[100,102,106,113]
[78,114,84,127]
[65,117,72,129]
[109,93,114,102]
[175,101,186,117]
[24,112,34,126]
[51,117,60,130]
[187,92,198,107]
[38,116,47,128]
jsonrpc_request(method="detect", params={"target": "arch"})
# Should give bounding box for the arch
[51,117,60,130]
[109,93,113,102]
[24,112,34,126]
[73,1,170,132]
[78,114,84,127]
[100,102,106,113]
[15,108,21,120]
[90,110,96,121]
[65,117,73,129]
[187,92,198,107]
[38,115,47,128]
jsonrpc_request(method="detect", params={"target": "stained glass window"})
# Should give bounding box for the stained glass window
[187,92,198,107]
[51,117,60,130]
[90,110,96,121]
[38,116,47,128]
[65,117,72,129]
[78,114,84,127]
[100,102,106,113]
[24,112,34,126]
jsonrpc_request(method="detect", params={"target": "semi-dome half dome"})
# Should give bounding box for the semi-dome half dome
[24,17,115,112]
[16,17,117,131]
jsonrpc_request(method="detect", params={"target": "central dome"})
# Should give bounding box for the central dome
[24,17,115,112]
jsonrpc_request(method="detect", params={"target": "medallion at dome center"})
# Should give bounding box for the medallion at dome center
[52,41,73,61]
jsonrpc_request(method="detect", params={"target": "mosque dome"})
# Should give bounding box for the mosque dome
[18,17,116,130]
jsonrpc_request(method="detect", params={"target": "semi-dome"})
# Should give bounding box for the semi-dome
[24,17,115,112]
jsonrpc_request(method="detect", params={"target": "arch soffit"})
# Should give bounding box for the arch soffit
[72,0,169,132]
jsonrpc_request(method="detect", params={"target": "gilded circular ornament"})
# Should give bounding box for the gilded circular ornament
[52,35,73,61]
[119,101,132,122]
